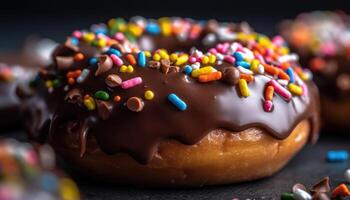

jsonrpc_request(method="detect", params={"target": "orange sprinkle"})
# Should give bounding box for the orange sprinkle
[126,54,137,65]
[263,64,280,75]
[198,71,222,82]
[332,184,350,198]
[107,39,118,46]
[68,77,75,85]
[265,85,274,101]
[278,69,290,81]
[114,95,121,103]
[239,73,254,82]
[293,66,303,75]
[74,53,84,61]
[67,70,82,78]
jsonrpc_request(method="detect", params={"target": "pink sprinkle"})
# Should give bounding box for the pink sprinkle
[209,48,217,54]
[114,32,125,41]
[72,30,82,39]
[224,55,235,64]
[269,80,292,101]
[255,54,265,64]
[236,46,245,53]
[272,35,284,46]
[263,100,273,112]
[189,56,197,64]
[110,54,124,67]
[121,77,143,89]
[301,84,308,96]
[230,42,241,52]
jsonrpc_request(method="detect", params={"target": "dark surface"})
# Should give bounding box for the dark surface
[2,129,350,199]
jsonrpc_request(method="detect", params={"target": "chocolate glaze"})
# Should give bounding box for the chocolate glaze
[23,20,320,164]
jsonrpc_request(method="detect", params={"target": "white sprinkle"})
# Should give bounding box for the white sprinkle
[77,69,90,83]
[191,62,200,70]
[345,169,350,183]
[202,33,216,46]
[216,53,224,61]
[277,79,289,86]
[293,188,312,200]
[237,66,253,75]
[258,64,265,74]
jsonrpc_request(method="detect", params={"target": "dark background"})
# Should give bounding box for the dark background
[1,0,350,50]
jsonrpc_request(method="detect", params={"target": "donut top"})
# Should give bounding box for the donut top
[29,17,319,164]
[281,11,350,97]
[0,139,80,200]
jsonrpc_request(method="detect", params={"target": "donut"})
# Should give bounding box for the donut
[0,139,80,200]
[279,11,350,130]
[21,17,320,187]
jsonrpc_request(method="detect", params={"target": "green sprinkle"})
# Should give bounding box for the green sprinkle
[52,79,61,88]
[94,90,110,100]
[281,192,294,200]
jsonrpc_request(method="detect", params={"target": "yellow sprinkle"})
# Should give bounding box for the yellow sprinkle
[250,59,260,73]
[202,56,209,64]
[83,32,95,42]
[120,65,128,73]
[96,38,107,48]
[209,54,216,64]
[83,98,96,110]
[144,51,151,57]
[158,17,172,37]
[107,18,116,28]
[159,50,169,59]
[126,65,134,73]
[279,47,289,55]
[239,79,249,97]
[45,80,53,88]
[288,83,303,95]
[59,178,80,200]
[128,23,143,37]
[191,66,215,78]
[153,53,161,61]
[300,72,308,81]
[144,90,154,100]
[175,54,189,66]
[170,53,178,62]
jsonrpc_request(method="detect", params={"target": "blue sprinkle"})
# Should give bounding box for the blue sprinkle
[327,150,348,162]
[107,48,122,57]
[89,57,98,66]
[39,172,58,192]
[236,61,250,69]
[183,65,193,75]
[286,67,295,83]
[146,23,160,34]
[70,37,79,46]
[233,52,244,61]
[168,93,187,111]
[138,51,146,67]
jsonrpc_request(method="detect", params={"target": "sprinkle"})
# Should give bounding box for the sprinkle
[327,150,348,162]
[144,90,154,100]
[265,85,274,101]
[198,71,222,82]
[224,55,235,64]
[89,57,98,65]
[76,69,90,83]
[278,79,289,86]
[159,50,169,59]
[138,51,146,67]
[120,65,127,72]
[175,55,189,66]
[110,54,124,67]
[191,66,216,77]
[74,53,84,61]
[121,77,143,89]
[286,67,295,83]
[332,184,350,198]
[233,52,244,61]
[293,188,312,200]
[83,97,96,110]
[183,65,193,75]
[208,54,216,64]
[278,69,290,81]
[268,79,292,101]
[288,83,303,95]
[201,56,209,64]
[107,48,122,56]
[113,95,121,103]
[153,53,161,61]
[239,73,254,82]
[263,100,273,112]
[94,90,110,100]
[170,53,178,62]
[238,79,249,97]
[281,192,294,200]
[237,66,253,75]
[344,169,350,183]
[168,93,187,111]
[263,64,280,75]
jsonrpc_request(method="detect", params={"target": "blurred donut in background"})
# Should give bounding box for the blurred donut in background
[280,11,350,130]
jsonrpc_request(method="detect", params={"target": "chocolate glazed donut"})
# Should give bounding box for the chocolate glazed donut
[21,17,320,187]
